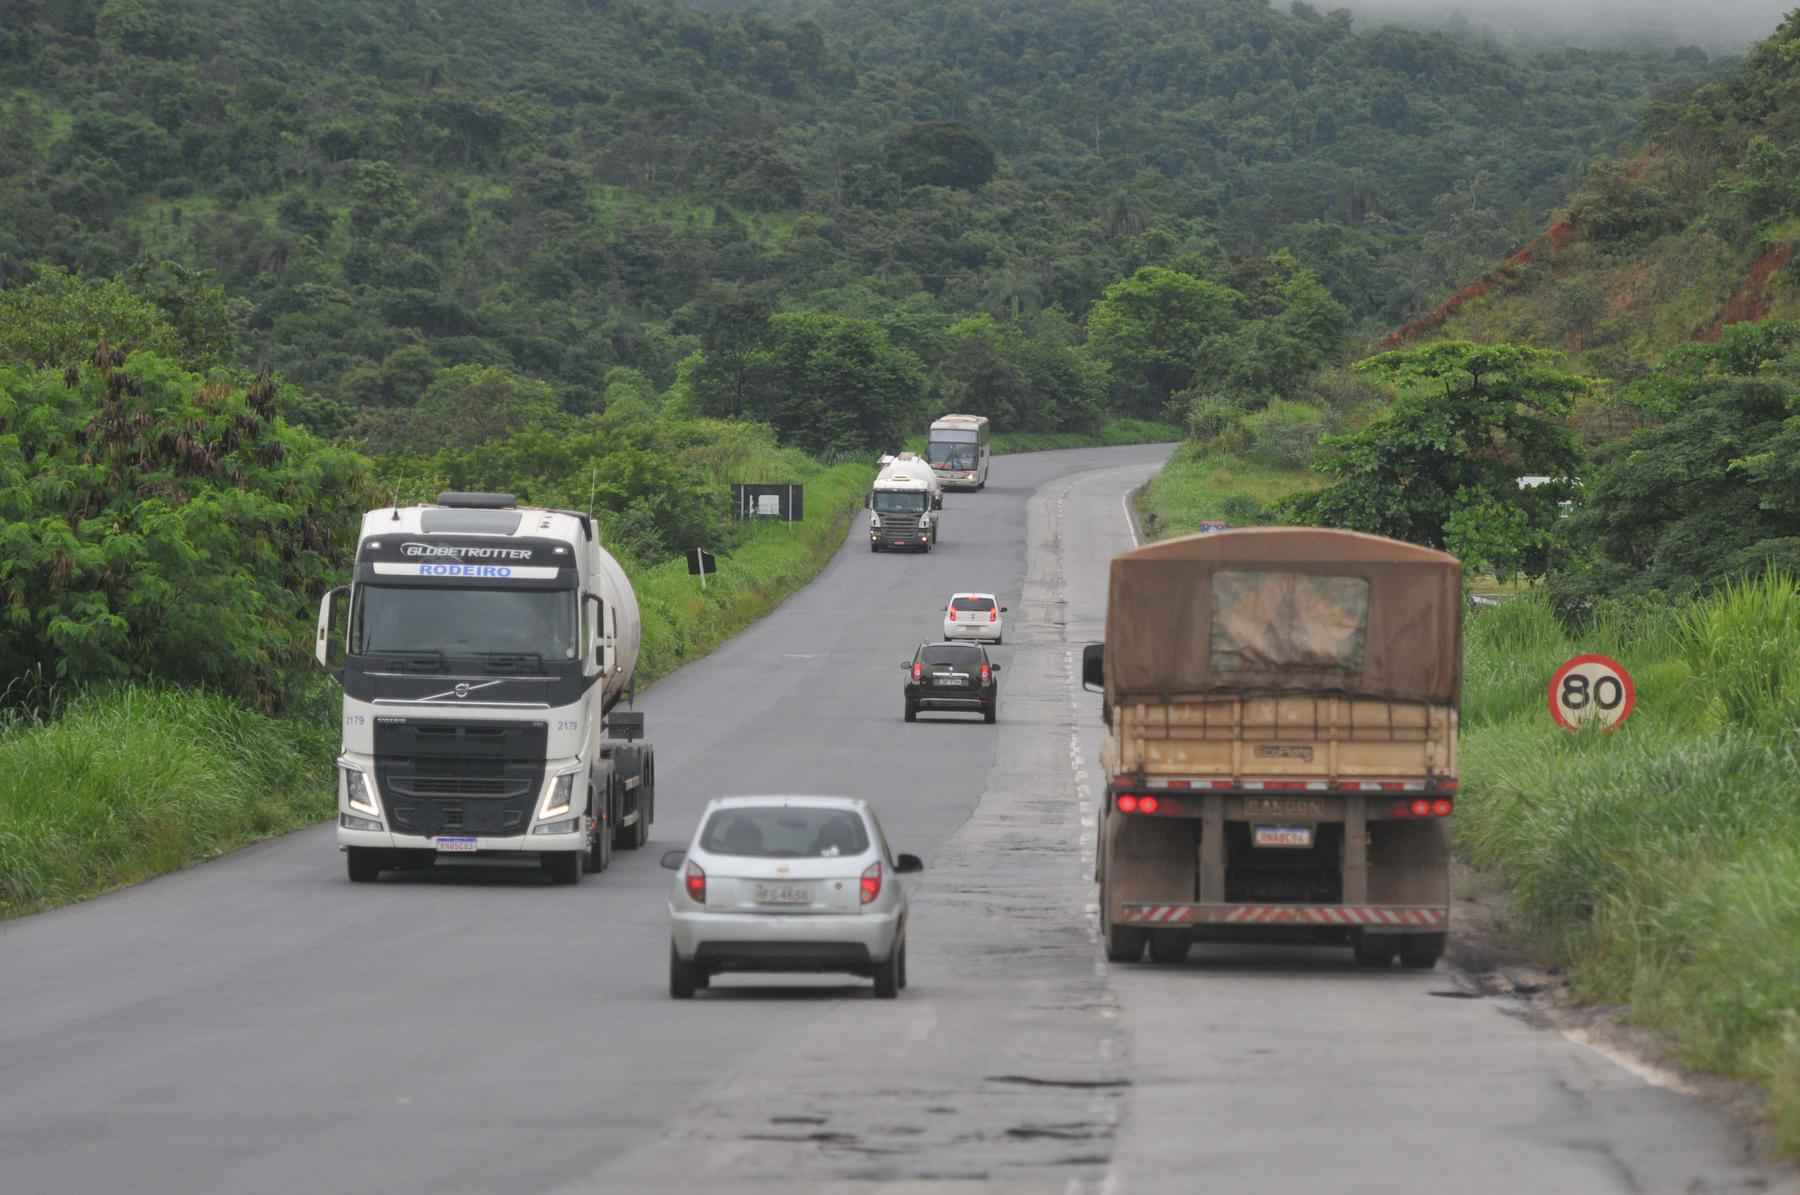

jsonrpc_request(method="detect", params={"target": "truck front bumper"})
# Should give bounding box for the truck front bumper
[337,826,586,853]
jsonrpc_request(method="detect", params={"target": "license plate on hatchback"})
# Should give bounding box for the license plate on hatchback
[435,836,478,853]
[754,884,812,905]
[1252,825,1314,849]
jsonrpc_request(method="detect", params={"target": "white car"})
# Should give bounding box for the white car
[943,592,1006,643]
[663,796,923,999]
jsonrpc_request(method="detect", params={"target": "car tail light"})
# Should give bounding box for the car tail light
[1432,799,1454,817]
[1139,795,1159,814]
[988,609,997,622]
[860,860,882,904]
[684,861,706,903]
[1117,794,1139,813]
[948,610,957,621]
[980,662,990,682]
[911,662,922,681]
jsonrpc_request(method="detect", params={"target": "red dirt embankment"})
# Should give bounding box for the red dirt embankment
[1377,220,1580,351]
[1695,242,1794,341]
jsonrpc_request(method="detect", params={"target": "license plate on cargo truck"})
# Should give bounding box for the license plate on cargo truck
[434,836,478,853]
[1252,825,1314,849]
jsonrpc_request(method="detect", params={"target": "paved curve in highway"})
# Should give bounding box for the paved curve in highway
[1,443,1789,1195]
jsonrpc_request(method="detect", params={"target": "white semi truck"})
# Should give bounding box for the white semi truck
[315,491,655,885]
[868,453,943,552]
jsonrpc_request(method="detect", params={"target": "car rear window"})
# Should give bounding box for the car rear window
[699,807,872,858]
[920,644,982,667]
[951,596,996,611]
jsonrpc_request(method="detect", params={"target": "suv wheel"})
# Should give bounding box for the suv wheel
[904,701,917,722]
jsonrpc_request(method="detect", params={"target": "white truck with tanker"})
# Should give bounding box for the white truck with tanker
[314,491,655,885]
[868,452,943,552]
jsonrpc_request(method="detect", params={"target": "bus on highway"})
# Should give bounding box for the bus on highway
[926,414,991,491]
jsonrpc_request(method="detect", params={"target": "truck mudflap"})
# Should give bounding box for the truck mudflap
[1119,902,1448,928]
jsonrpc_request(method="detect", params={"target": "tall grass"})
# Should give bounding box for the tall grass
[1134,446,1324,539]
[0,685,337,916]
[1460,569,1800,1151]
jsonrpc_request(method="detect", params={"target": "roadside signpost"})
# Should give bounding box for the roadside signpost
[1547,653,1636,732]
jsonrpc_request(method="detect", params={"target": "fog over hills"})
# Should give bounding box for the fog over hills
[1333,0,1793,51]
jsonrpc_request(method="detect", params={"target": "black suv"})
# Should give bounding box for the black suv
[903,641,1000,723]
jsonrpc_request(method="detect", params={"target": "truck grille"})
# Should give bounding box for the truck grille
[373,719,549,839]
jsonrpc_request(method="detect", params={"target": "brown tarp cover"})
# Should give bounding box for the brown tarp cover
[1106,528,1463,707]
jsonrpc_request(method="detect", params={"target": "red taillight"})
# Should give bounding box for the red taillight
[1432,799,1454,817]
[948,610,957,621]
[1117,794,1139,813]
[989,609,997,622]
[684,861,706,903]
[980,663,990,683]
[860,860,882,904]
[911,662,922,681]
[1139,795,1159,814]
[1410,799,1431,817]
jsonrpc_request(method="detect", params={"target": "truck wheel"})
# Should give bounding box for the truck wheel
[1354,934,1397,968]
[1105,921,1147,963]
[1149,930,1189,964]
[346,848,382,884]
[614,789,648,850]
[543,851,581,885]
[898,939,908,990]
[670,944,698,999]
[873,944,901,999]
[587,784,612,874]
[904,701,917,722]
[1399,933,1445,970]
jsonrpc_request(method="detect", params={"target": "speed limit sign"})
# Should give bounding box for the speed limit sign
[1548,654,1636,732]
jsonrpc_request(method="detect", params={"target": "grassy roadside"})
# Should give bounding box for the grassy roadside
[1459,579,1800,1152]
[1133,443,1323,540]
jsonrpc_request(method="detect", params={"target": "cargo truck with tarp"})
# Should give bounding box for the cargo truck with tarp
[1081,527,1461,969]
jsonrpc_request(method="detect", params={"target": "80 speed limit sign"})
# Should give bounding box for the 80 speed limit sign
[1548,653,1636,732]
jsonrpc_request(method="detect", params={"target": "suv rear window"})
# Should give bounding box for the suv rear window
[920,644,982,666]
[951,596,995,611]
[699,807,872,858]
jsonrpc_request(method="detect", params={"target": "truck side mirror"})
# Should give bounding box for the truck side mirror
[315,585,349,672]
[585,593,605,670]
[932,493,943,510]
[1081,643,1104,692]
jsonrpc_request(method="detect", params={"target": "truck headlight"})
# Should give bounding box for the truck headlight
[342,766,380,817]
[539,771,578,820]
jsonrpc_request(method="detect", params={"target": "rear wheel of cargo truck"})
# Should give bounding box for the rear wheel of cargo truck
[1353,934,1397,968]
[1102,896,1148,963]
[1148,930,1189,964]
[1398,933,1444,970]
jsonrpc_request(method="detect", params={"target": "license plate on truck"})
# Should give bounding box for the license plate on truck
[434,836,478,853]
[754,884,811,905]
[1252,825,1313,849]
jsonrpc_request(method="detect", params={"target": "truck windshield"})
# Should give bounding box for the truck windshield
[872,491,927,513]
[927,441,978,469]
[351,585,579,661]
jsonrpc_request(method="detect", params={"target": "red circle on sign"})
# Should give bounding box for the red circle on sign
[1547,653,1636,732]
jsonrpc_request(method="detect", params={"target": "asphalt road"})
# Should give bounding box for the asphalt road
[1,442,1791,1195]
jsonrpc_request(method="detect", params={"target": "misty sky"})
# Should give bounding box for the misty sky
[1333,0,1797,52]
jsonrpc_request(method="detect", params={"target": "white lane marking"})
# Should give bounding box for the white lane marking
[1121,487,1140,547]
[1562,1028,1700,1095]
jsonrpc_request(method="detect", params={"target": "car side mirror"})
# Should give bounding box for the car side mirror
[902,660,913,668]
[659,850,685,870]
[1000,606,1008,612]
[895,853,924,874]
[990,664,1001,672]
[1081,643,1104,692]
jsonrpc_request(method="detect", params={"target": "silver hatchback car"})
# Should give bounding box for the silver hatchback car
[662,796,924,999]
